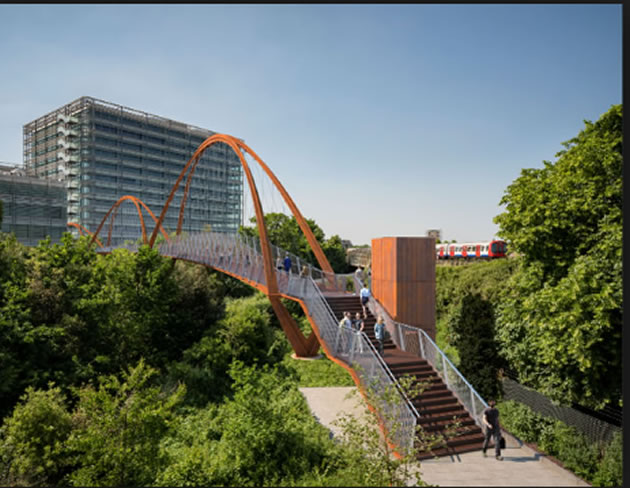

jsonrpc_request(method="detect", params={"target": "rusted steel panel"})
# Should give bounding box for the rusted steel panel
[371,236,436,340]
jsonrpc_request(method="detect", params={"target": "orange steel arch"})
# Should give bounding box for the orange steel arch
[67,222,104,248]
[89,195,170,247]
[148,134,328,356]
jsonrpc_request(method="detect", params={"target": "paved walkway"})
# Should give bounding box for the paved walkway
[299,387,590,487]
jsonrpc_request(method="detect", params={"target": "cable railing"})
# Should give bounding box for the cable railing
[353,275,488,428]
[99,231,418,449]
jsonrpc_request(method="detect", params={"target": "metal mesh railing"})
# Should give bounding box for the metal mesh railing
[300,275,418,449]
[502,378,622,444]
[353,275,488,428]
[100,232,418,449]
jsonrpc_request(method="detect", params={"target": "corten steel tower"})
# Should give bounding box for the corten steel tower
[23,97,243,243]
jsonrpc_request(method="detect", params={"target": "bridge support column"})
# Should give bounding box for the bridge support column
[268,295,320,358]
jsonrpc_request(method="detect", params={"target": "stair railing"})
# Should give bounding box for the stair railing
[353,275,488,428]
[101,232,419,448]
[301,274,418,450]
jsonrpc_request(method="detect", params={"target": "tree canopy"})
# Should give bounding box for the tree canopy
[239,212,351,273]
[493,104,622,408]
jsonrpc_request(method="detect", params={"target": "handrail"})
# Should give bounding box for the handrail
[98,231,420,448]
[417,325,483,403]
[306,272,419,420]
[354,274,488,426]
[359,329,421,419]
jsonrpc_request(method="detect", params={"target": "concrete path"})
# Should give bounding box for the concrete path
[299,387,590,487]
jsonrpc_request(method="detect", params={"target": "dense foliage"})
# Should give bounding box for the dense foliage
[434,258,517,396]
[0,234,226,419]
[498,400,622,486]
[0,230,408,486]
[493,104,622,408]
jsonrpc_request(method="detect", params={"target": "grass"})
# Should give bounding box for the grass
[282,350,355,387]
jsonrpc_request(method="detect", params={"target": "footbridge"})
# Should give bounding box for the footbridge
[70,133,488,458]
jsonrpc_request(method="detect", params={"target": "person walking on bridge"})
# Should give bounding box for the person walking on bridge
[359,284,371,318]
[351,312,365,354]
[482,399,503,460]
[354,266,364,284]
[374,316,386,356]
[335,311,353,353]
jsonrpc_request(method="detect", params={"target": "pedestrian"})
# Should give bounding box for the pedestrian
[374,315,386,356]
[339,311,352,329]
[276,256,283,271]
[482,399,503,460]
[335,311,352,353]
[359,284,371,318]
[283,254,292,273]
[352,312,365,353]
[354,266,364,284]
[300,265,309,278]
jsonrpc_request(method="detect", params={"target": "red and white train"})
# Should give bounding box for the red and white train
[436,239,507,260]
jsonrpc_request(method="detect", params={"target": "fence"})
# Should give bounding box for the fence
[502,377,622,445]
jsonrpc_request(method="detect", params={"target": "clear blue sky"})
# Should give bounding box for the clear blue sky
[0,4,621,245]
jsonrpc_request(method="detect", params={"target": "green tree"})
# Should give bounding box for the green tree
[239,212,351,273]
[65,360,185,486]
[322,234,351,274]
[0,385,73,486]
[157,361,337,486]
[493,105,622,408]
[448,293,502,400]
[165,293,289,406]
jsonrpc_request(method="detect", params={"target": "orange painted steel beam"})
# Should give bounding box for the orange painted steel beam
[235,139,334,275]
[177,153,200,234]
[147,134,316,356]
[67,222,104,248]
[90,195,170,248]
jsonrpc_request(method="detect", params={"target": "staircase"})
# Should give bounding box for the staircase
[324,294,485,460]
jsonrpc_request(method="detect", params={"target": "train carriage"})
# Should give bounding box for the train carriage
[436,239,507,260]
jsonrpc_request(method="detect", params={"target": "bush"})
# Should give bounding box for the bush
[498,400,621,486]
[0,385,73,486]
[593,431,623,487]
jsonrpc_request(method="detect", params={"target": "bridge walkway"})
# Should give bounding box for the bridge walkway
[101,232,491,460]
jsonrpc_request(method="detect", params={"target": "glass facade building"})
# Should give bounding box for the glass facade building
[23,97,243,244]
[0,163,67,246]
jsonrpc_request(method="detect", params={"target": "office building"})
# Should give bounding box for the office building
[0,162,67,246]
[23,96,243,244]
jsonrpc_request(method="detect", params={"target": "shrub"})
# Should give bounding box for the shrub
[593,431,623,487]
[0,385,73,486]
[498,400,621,486]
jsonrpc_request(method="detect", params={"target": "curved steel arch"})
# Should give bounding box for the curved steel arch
[148,134,326,356]
[67,222,104,248]
[89,195,170,247]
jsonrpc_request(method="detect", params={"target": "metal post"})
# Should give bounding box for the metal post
[398,323,405,351]
[442,355,449,387]
[418,330,425,359]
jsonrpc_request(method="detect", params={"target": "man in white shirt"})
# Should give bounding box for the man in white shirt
[359,286,371,318]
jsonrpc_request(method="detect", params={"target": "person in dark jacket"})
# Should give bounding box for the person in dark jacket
[482,399,503,460]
